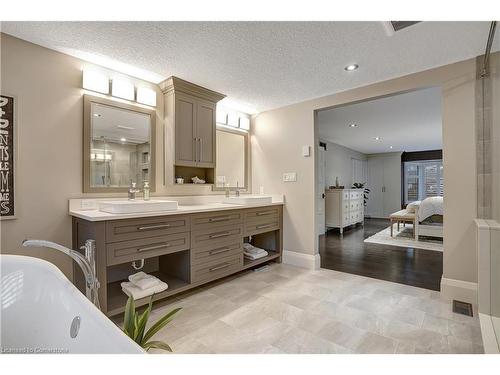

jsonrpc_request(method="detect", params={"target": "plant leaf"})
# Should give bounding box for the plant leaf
[135,297,154,345]
[123,295,135,336]
[143,307,182,343]
[143,340,173,352]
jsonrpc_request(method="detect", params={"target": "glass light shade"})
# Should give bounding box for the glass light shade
[111,78,135,101]
[136,87,157,107]
[82,70,109,94]
[227,113,239,128]
[216,108,228,125]
[239,117,250,130]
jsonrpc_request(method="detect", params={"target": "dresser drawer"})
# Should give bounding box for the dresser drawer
[106,232,190,266]
[106,215,190,243]
[191,223,243,249]
[192,240,243,266]
[350,191,363,200]
[191,210,243,231]
[191,253,243,284]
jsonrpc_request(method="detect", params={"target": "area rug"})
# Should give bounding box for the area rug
[364,224,443,252]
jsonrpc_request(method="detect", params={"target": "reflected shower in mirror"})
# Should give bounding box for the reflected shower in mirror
[84,95,156,192]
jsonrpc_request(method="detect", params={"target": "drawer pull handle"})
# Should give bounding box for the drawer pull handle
[209,262,231,272]
[137,224,171,231]
[208,231,232,239]
[256,211,274,216]
[208,216,231,222]
[209,247,231,255]
[137,242,170,252]
[256,223,275,229]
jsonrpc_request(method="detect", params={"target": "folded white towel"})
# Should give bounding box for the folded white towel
[244,250,268,260]
[128,271,161,290]
[121,280,168,300]
[243,243,267,255]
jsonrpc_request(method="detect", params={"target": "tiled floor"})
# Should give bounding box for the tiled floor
[145,263,483,354]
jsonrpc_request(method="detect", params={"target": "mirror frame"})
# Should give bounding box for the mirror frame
[213,126,249,192]
[83,94,156,193]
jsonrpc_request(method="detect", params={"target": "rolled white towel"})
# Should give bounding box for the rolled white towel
[121,280,168,300]
[128,271,162,290]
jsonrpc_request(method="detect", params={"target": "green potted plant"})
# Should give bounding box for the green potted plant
[352,182,370,206]
[122,295,181,352]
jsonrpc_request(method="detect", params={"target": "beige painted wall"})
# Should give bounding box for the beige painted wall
[252,56,479,287]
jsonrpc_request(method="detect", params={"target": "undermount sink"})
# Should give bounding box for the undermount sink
[222,195,273,205]
[99,200,178,214]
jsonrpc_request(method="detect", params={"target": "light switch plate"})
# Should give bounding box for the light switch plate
[302,145,311,157]
[283,172,297,182]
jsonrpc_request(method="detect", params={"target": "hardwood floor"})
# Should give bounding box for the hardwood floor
[319,218,443,291]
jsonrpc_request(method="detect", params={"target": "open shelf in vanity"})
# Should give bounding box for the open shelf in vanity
[71,203,283,316]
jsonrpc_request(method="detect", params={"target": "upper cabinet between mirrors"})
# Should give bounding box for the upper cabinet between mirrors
[160,76,225,185]
[83,95,156,193]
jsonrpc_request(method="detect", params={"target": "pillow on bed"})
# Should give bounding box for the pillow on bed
[406,201,421,213]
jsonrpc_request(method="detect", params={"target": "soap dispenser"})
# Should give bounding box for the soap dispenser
[143,181,150,201]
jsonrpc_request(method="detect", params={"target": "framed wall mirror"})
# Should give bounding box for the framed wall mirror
[83,95,156,193]
[214,127,249,191]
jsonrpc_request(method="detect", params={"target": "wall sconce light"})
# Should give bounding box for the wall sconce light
[111,78,135,101]
[136,87,157,107]
[82,70,109,94]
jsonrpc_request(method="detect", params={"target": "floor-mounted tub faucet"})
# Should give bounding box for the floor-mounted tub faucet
[22,239,101,309]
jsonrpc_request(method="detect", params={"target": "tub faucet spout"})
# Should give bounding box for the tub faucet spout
[22,239,101,309]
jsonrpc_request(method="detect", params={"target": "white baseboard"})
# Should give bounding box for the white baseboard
[440,277,478,305]
[479,313,500,354]
[283,250,320,270]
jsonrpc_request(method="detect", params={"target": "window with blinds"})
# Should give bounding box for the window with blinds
[404,160,443,204]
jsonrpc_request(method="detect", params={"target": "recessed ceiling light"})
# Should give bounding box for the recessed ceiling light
[344,64,359,72]
[389,145,394,149]
[374,136,381,141]
[349,123,357,128]
[120,137,127,142]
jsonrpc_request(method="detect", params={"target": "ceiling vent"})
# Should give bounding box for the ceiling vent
[382,21,421,36]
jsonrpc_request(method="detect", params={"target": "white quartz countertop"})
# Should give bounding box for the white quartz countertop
[69,195,285,222]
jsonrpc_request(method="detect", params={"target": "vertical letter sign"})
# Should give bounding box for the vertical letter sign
[0,95,15,219]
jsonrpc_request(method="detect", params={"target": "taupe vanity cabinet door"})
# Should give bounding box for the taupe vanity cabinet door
[175,93,197,167]
[175,94,216,168]
[196,100,216,168]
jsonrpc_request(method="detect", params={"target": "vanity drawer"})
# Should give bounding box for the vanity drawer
[350,191,362,200]
[106,215,190,243]
[245,207,279,223]
[191,253,243,284]
[191,210,243,231]
[244,217,280,236]
[192,240,243,266]
[106,232,190,266]
[191,223,243,249]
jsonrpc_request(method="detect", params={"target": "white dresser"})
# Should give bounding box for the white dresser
[325,188,364,234]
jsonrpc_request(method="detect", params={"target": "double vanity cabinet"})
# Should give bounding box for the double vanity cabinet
[71,203,283,316]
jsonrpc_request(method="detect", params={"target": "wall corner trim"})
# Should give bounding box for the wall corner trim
[440,277,478,305]
[283,250,320,270]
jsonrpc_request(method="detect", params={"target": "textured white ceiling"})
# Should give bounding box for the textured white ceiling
[318,87,442,154]
[2,22,497,113]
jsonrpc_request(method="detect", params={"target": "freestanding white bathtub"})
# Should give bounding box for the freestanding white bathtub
[0,255,143,354]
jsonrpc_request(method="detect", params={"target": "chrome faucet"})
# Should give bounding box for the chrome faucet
[128,181,141,200]
[22,239,101,310]
[235,181,241,197]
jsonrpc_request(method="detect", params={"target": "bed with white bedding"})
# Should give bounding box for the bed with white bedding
[409,197,444,240]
